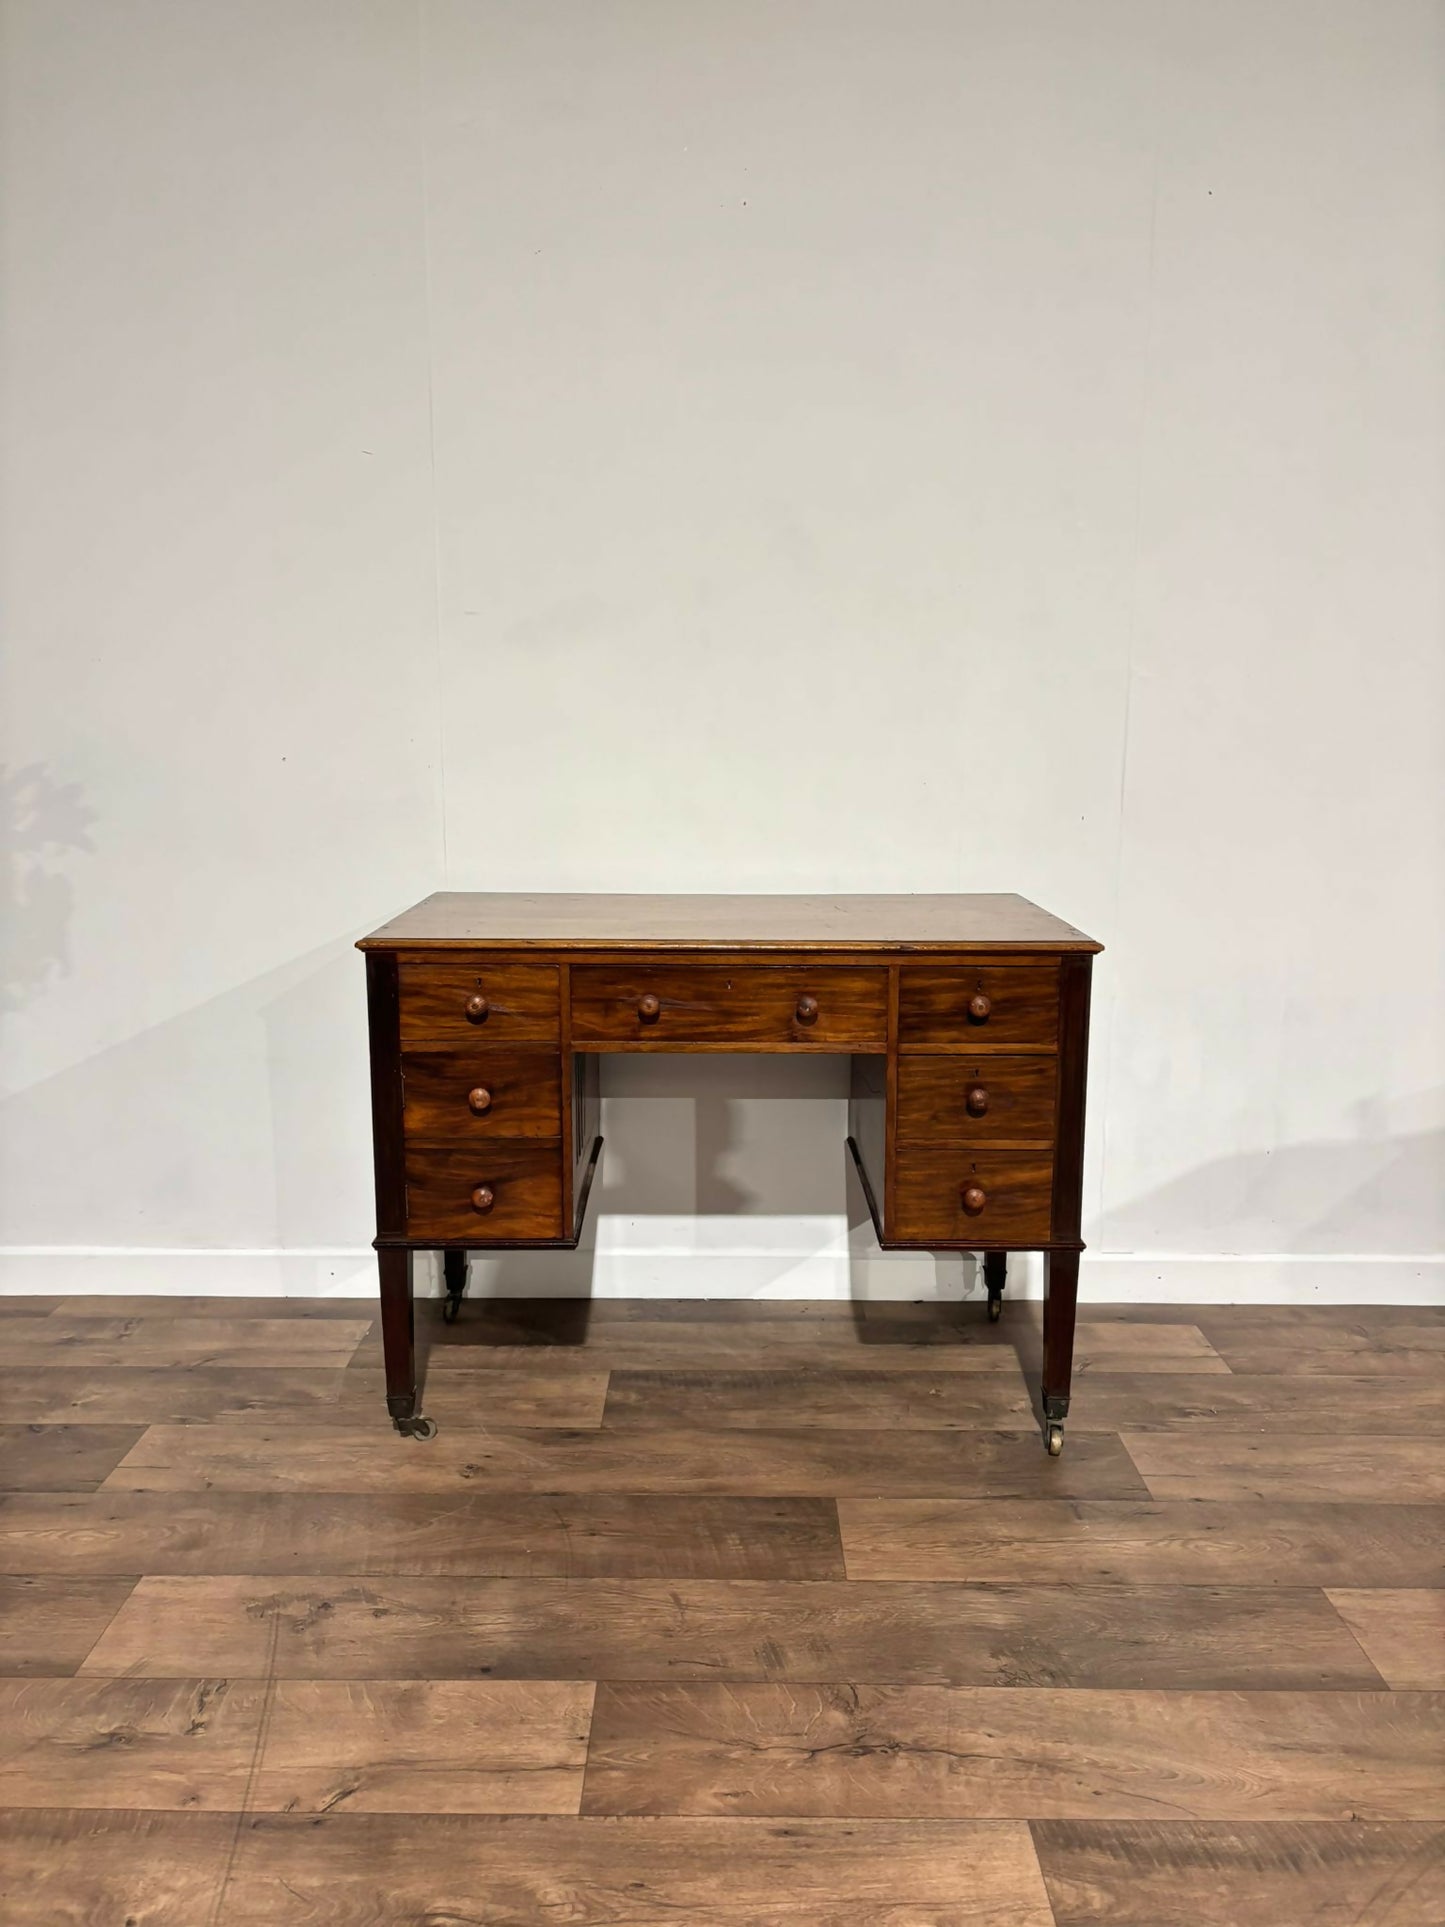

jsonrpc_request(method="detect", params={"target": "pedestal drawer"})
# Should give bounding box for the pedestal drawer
[892,1147,1054,1243]
[401,1050,562,1141]
[398,960,560,1044]
[405,1141,564,1241]
[896,1054,1058,1144]
[899,965,1059,1048]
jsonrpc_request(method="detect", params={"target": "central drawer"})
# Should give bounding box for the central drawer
[570,965,888,1048]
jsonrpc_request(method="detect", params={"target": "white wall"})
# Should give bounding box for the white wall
[2,0,1441,1303]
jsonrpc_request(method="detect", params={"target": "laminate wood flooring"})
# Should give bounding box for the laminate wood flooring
[0,1291,1440,1925]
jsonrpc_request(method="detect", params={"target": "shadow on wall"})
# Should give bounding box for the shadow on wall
[0,927,379,1248]
[0,764,96,1012]
[1091,1104,1445,1255]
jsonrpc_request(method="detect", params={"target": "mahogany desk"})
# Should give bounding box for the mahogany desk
[359,893,1101,1453]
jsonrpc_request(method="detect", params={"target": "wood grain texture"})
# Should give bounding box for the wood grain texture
[1124,1434,1445,1502]
[896,1053,1058,1144]
[403,1138,565,1240]
[837,1499,1445,1587]
[2,1293,1436,1924]
[602,1369,1034,1430]
[0,1423,144,1489]
[101,1422,1148,1497]
[217,1812,1057,1925]
[0,1368,356,1425]
[1200,1322,1445,1377]
[359,888,1102,952]
[253,1680,594,1814]
[1325,1591,1445,1688]
[0,1677,262,1809]
[396,958,560,1043]
[0,1366,605,1429]
[43,1294,375,1320]
[582,1684,1443,1820]
[0,1316,369,1368]
[570,964,888,1049]
[0,1575,136,1675]
[339,1369,609,1428]
[0,1809,235,1926]
[0,1491,845,1579]
[1060,1373,1445,1434]
[378,1318,1032,1374]
[1032,1819,1445,1927]
[401,1046,562,1140]
[75,1575,1384,1689]
[898,965,1060,1048]
[891,1145,1054,1243]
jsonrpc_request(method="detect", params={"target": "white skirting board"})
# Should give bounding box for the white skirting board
[0,1222,1441,1305]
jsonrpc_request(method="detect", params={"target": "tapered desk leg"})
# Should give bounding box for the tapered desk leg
[379,1248,433,1438]
[442,1248,468,1324]
[1041,1248,1079,1456]
[982,1251,1007,1322]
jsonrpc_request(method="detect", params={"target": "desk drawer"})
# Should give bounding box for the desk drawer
[398,961,559,1044]
[896,1054,1058,1144]
[402,1049,561,1141]
[405,1141,564,1241]
[570,965,887,1047]
[892,1147,1053,1243]
[899,965,1059,1048]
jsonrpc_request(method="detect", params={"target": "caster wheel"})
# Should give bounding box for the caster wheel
[394,1415,438,1440]
[987,1294,1003,1323]
[1045,1421,1064,1457]
[442,1295,461,1324]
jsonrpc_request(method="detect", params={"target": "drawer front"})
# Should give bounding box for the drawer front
[896,1054,1058,1144]
[398,961,559,1044]
[570,965,888,1047]
[899,965,1059,1048]
[892,1147,1054,1243]
[405,1141,564,1241]
[402,1049,562,1142]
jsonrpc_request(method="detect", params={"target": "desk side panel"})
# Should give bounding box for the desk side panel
[365,951,407,1241]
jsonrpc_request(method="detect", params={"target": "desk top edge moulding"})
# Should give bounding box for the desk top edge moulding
[357,890,1102,952]
[360,892,1102,1457]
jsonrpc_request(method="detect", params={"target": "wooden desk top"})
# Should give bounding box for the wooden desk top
[358,892,1102,953]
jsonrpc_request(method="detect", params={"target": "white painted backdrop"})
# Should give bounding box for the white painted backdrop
[2,0,1441,1303]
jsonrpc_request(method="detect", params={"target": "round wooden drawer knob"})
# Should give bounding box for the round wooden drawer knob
[465,994,489,1023]
[638,993,661,1022]
[961,1183,987,1215]
[470,1184,495,1213]
[967,993,992,1022]
[965,1086,989,1116]
[795,994,820,1025]
[467,1086,493,1115]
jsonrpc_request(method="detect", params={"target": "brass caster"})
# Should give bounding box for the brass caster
[987,1294,1003,1323]
[394,1415,438,1440]
[1045,1420,1064,1457]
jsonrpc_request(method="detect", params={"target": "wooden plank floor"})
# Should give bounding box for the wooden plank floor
[0,1294,1441,1925]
